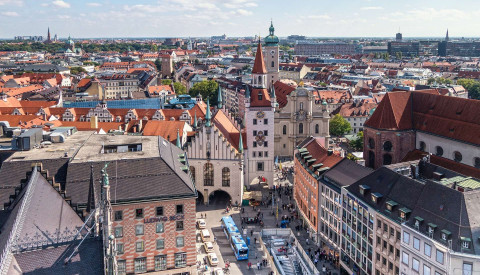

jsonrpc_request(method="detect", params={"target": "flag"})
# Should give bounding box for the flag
[279,161,283,170]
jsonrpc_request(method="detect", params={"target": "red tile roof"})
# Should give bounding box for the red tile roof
[364,91,412,130]
[212,109,245,152]
[250,88,271,107]
[142,120,186,141]
[252,43,267,74]
[273,81,295,108]
[302,137,343,168]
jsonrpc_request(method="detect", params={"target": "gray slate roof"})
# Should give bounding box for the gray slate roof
[322,158,372,189]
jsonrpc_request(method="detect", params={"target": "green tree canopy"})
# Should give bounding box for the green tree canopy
[457,78,480,99]
[154,58,162,71]
[329,114,352,137]
[173,82,187,95]
[161,79,172,85]
[70,66,86,75]
[188,80,218,105]
[349,131,364,151]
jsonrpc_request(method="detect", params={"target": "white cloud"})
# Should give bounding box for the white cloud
[87,2,101,7]
[58,15,71,19]
[235,9,252,16]
[1,11,19,16]
[0,0,22,6]
[307,14,331,20]
[360,6,383,10]
[52,0,70,8]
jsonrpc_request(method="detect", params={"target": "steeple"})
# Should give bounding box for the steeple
[176,129,181,148]
[193,110,198,128]
[86,165,96,213]
[252,41,267,74]
[217,86,223,109]
[269,20,275,36]
[205,99,211,127]
[47,27,51,41]
[446,29,449,42]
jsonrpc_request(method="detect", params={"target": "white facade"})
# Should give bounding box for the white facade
[416,132,480,168]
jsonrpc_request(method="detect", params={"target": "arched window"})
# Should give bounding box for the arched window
[435,146,443,156]
[368,151,375,168]
[258,76,262,85]
[383,154,392,165]
[454,151,463,162]
[368,138,375,149]
[203,163,214,186]
[222,167,230,187]
[383,141,393,152]
[419,141,426,151]
[315,124,319,134]
[300,102,304,110]
[299,123,304,134]
[283,125,287,135]
[474,157,480,168]
[189,166,196,183]
[271,61,274,68]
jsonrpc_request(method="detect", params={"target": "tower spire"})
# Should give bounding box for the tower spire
[238,128,243,154]
[86,165,96,213]
[205,99,211,127]
[217,86,223,109]
[193,110,198,128]
[176,129,181,148]
[446,29,449,42]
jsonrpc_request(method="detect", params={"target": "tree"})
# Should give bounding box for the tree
[70,66,86,75]
[173,82,187,95]
[161,79,172,85]
[346,153,360,161]
[458,78,480,99]
[154,58,162,71]
[349,131,364,151]
[329,114,352,137]
[188,80,218,105]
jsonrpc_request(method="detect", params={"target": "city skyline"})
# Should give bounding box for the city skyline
[1,0,480,39]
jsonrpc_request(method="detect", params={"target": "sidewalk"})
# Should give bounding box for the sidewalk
[235,167,341,275]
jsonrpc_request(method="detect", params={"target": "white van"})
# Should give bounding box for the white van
[201,229,211,242]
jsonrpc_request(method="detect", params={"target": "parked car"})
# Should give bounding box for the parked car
[197,219,206,229]
[207,253,219,266]
[203,241,214,253]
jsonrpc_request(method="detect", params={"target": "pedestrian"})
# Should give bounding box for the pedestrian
[254,237,257,244]
[257,262,261,270]
[306,238,309,245]
[322,265,326,274]
[248,262,251,269]
[250,230,253,237]
[205,213,207,218]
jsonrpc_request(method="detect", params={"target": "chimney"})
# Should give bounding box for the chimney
[410,164,417,179]
[90,115,98,129]
[43,113,47,121]
[327,149,333,156]
[138,119,143,131]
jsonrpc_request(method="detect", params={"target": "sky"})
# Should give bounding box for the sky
[1,0,480,39]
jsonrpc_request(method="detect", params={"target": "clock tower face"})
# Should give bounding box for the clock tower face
[256,111,265,119]
[270,50,275,56]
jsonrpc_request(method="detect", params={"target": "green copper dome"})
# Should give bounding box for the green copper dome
[264,21,279,46]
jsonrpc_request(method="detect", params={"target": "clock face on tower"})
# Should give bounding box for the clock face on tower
[256,111,265,119]
[270,50,275,55]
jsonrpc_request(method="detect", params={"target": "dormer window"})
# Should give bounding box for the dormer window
[414,216,424,230]
[359,185,370,196]
[441,229,451,241]
[371,192,382,203]
[427,223,437,236]
[461,237,471,249]
[399,207,411,220]
[258,92,263,101]
[386,200,398,211]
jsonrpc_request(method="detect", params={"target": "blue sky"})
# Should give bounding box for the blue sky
[0,0,479,38]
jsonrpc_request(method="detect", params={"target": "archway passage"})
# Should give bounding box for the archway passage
[196,192,204,205]
[208,190,232,208]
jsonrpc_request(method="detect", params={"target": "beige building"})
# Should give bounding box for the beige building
[274,86,330,158]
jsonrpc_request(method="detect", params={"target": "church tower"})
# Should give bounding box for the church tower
[245,41,275,188]
[264,21,279,90]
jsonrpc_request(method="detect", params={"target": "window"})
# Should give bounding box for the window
[463,262,473,275]
[203,163,214,186]
[253,152,256,157]
[175,252,187,268]
[475,157,480,169]
[435,146,443,156]
[412,258,419,271]
[403,232,410,244]
[413,237,420,250]
[176,204,184,214]
[155,255,167,271]
[176,236,184,247]
[271,61,274,67]
[377,220,382,228]
[436,250,444,264]
[368,138,375,149]
[118,260,126,275]
[114,211,123,221]
[115,227,123,238]
[299,123,304,134]
[300,102,304,110]
[315,124,319,134]
[257,162,264,171]
[253,119,257,125]
[135,208,143,218]
[116,243,124,254]
[264,141,268,147]
[136,241,144,252]
[283,125,287,135]
[264,118,268,124]
[265,151,268,157]
[424,265,431,275]
[135,224,144,236]
[134,257,147,273]
[454,151,463,162]
[222,167,230,187]
[253,141,257,147]
[176,220,184,231]
[156,222,164,233]
[402,252,409,265]
[259,151,263,157]
[253,130,257,136]
[383,154,392,165]
[463,240,470,249]
[424,243,432,257]
[419,141,426,151]
[264,130,268,136]
[156,239,165,249]
[383,141,393,151]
